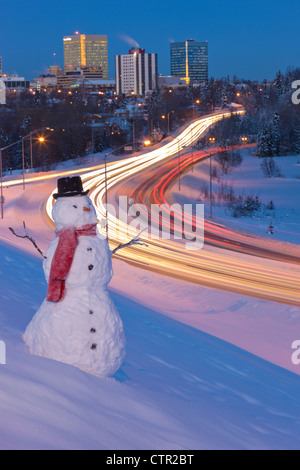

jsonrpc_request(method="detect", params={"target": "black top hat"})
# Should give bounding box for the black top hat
[53,176,89,199]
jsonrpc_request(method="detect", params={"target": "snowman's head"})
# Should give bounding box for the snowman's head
[52,194,98,230]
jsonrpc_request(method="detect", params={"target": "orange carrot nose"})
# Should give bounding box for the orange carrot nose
[83,207,91,212]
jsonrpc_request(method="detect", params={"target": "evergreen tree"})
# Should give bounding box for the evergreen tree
[221,86,228,108]
[185,84,194,103]
[272,112,281,156]
[274,71,284,97]
[258,125,273,157]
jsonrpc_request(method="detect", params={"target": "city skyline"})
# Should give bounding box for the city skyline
[0,0,299,82]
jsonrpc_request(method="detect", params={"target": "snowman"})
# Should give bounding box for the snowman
[23,176,126,377]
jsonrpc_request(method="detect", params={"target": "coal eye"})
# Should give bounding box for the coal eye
[73,205,78,209]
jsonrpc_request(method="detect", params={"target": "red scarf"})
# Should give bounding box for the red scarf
[46,224,97,303]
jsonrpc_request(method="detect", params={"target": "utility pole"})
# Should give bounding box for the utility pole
[30,132,33,172]
[22,137,25,190]
[133,121,135,151]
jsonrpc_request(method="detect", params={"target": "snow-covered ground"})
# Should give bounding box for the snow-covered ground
[1,149,300,449]
[1,241,300,450]
[172,147,300,245]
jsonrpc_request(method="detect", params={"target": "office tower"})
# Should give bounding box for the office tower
[115,48,158,95]
[63,33,108,78]
[170,40,208,83]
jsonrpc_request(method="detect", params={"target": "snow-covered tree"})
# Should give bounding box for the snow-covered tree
[260,157,281,178]
[274,71,284,97]
[257,125,273,157]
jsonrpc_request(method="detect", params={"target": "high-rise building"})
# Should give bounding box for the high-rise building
[170,40,208,84]
[115,48,158,95]
[63,33,108,78]
[0,57,2,77]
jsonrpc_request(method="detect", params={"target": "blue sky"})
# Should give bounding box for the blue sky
[1,0,299,81]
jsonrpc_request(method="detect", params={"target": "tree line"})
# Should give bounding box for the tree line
[0,68,299,173]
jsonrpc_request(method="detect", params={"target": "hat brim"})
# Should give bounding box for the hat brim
[53,190,89,199]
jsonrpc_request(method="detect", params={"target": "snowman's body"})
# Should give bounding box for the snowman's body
[24,193,125,377]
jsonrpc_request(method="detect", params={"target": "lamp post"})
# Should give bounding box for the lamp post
[177,140,181,191]
[0,138,23,218]
[206,137,216,218]
[104,139,146,239]
[30,132,33,172]
[132,121,135,151]
[162,111,174,136]
[190,127,194,172]
[21,128,49,188]
[22,137,25,189]
[90,114,104,163]
[175,139,187,191]
[91,123,95,162]
[167,111,173,135]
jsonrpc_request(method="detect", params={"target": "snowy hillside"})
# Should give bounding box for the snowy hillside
[1,241,300,450]
[172,147,300,244]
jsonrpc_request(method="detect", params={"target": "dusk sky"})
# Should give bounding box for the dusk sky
[1,0,299,82]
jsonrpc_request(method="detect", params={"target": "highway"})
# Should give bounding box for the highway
[43,110,299,306]
[3,109,299,306]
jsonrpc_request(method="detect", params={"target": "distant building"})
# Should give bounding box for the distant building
[63,33,108,79]
[34,74,57,90]
[48,65,64,78]
[115,48,158,95]
[56,66,107,87]
[1,75,30,90]
[0,57,2,77]
[0,79,5,104]
[170,40,208,84]
[158,75,185,89]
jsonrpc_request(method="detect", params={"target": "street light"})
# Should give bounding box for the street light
[162,111,174,135]
[104,140,141,239]
[22,129,48,188]
[190,126,194,172]
[192,100,200,120]
[177,140,181,191]
[205,137,216,218]
[175,139,187,191]
[90,114,103,162]
[0,138,23,218]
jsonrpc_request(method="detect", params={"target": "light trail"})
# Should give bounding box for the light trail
[100,147,300,306]
[20,108,300,306]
